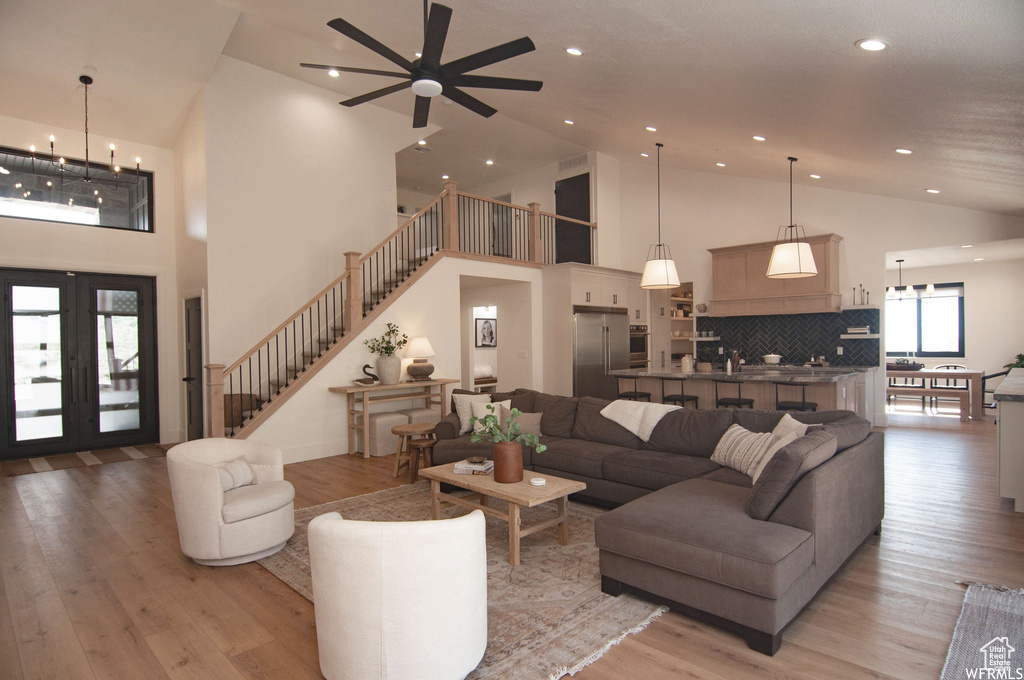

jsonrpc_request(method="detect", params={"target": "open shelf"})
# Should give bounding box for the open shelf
[840,333,880,340]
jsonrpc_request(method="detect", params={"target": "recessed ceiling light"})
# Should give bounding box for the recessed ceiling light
[327,69,340,77]
[856,39,889,51]
[926,188,940,194]
[417,140,427,145]
[566,47,583,56]
[961,244,974,248]
[809,174,821,179]
[645,126,657,132]
[485,160,494,165]
[414,52,422,58]
[564,119,574,125]
[753,135,766,142]
[895,148,913,154]
[442,174,449,179]
[640,153,649,158]
[0,166,9,174]
[974,257,984,261]
[716,162,726,167]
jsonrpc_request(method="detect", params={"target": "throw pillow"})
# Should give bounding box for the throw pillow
[501,406,542,436]
[471,399,510,434]
[711,424,777,477]
[453,392,492,435]
[772,412,808,439]
[215,456,257,492]
[746,430,838,520]
[749,430,800,483]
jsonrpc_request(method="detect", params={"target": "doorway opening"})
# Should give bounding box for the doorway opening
[554,173,592,264]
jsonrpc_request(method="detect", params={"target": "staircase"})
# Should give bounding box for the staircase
[206,181,597,439]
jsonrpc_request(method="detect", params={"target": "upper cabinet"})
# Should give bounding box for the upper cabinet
[708,234,842,316]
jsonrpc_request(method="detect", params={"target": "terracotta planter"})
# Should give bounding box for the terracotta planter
[376,355,401,385]
[696,362,713,373]
[493,441,524,484]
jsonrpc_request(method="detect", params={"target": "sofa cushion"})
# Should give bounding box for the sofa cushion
[533,393,579,438]
[595,479,813,598]
[222,480,295,524]
[571,397,644,448]
[807,417,872,453]
[699,466,753,488]
[643,407,734,458]
[602,450,721,490]
[746,430,838,520]
[531,438,633,478]
[510,388,538,414]
[730,409,786,433]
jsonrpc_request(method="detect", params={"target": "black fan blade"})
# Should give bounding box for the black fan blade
[419,4,452,73]
[446,75,543,91]
[442,86,497,118]
[327,18,415,72]
[441,37,535,76]
[341,81,412,107]
[413,96,431,128]
[300,63,410,78]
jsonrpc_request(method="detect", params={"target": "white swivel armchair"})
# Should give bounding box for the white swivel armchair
[309,510,488,680]
[167,439,295,566]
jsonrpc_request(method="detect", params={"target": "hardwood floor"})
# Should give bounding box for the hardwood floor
[1,414,1021,679]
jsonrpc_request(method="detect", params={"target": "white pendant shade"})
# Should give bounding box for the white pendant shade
[641,256,681,289]
[766,241,818,279]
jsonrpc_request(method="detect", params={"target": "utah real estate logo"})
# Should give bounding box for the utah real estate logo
[964,637,1023,679]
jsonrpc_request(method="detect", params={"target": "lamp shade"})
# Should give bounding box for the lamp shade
[641,256,681,289]
[404,336,435,358]
[766,241,818,279]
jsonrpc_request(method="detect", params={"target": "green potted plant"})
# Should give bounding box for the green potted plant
[364,322,408,385]
[1005,353,1024,370]
[470,404,547,483]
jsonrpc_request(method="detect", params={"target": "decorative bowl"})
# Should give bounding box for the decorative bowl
[763,354,782,364]
[466,456,487,464]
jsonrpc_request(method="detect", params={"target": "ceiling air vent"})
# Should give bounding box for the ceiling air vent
[559,154,590,174]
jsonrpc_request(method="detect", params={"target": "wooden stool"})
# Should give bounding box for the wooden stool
[392,422,436,482]
[714,380,754,409]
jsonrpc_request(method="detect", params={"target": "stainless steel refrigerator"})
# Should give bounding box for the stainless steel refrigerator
[573,308,630,399]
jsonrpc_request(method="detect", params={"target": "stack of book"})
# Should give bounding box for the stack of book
[454,459,494,475]
[846,326,871,335]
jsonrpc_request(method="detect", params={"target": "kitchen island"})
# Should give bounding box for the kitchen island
[609,366,866,414]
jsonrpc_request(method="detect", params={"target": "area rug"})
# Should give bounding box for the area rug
[258,482,667,680]
[940,582,1024,680]
[0,443,170,477]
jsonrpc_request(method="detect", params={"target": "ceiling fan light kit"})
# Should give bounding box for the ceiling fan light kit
[641,143,681,290]
[302,1,543,128]
[766,157,818,279]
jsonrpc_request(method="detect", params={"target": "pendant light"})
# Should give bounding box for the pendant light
[766,157,817,279]
[640,143,681,289]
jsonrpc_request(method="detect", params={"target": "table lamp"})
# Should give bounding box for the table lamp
[405,337,436,381]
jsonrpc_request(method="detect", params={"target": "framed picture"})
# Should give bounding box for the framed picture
[475,318,497,347]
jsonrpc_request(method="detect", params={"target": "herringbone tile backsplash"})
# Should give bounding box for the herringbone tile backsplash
[695,307,880,367]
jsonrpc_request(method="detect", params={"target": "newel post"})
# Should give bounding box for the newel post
[205,363,225,438]
[345,250,362,332]
[528,202,542,263]
[442,180,459,251]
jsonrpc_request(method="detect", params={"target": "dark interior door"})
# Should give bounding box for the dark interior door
[554,173,592,264]
[1,268,159,459]
[184,297,204,440]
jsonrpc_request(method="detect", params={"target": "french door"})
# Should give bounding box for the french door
[0,268,159,459]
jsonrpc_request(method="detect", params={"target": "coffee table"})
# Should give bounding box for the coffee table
[418,463,587,566]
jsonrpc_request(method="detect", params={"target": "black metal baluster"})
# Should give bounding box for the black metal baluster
[246,357,252,423]
[275,337,280,395]
[228,373,235,436]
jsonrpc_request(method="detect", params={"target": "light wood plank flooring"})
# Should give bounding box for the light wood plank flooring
[1,414,1022,679]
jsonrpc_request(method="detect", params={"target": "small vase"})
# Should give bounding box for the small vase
[493,441,524,484]
[696,362,713,373]
[376,355,402,385]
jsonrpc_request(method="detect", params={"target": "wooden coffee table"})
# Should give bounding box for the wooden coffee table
[418,463,587,566]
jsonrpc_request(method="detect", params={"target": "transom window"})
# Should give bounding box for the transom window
[885,282,964,358]
[0,145,153,232]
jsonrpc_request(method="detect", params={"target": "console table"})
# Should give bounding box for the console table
[329,379,459,457]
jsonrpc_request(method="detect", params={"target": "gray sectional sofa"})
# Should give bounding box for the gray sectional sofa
[433,388,884,655]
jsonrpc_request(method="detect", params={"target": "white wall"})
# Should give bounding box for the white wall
[0,113,184,444]
[203,56,425,364]
[593,152,623,268]
[461,286,535,393]
[886,258,1024,375]
[396,188,438,215]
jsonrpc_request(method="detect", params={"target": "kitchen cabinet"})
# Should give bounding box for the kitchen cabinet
[708,234,843,316]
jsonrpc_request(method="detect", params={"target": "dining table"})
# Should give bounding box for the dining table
[886,368,984,420]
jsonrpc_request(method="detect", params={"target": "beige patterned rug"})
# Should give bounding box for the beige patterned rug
[258,482,666,680]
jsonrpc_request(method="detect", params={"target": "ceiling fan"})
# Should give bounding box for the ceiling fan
[301,1,543,128]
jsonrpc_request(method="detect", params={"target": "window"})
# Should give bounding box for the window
[0,145,153,232]
[885,282,964,358]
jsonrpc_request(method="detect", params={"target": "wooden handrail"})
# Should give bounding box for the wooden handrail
[454,190,532,212]
[539,210,597,228]
[358,191,447,267]
[225,269,351,376]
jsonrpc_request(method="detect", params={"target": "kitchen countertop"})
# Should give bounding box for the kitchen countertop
[610,366,863,383]
[994,368,1024,402]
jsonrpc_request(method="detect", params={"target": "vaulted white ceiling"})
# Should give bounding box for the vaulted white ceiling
[2,0,1022,215]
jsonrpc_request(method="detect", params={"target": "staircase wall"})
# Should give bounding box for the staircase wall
[248,257,545,463]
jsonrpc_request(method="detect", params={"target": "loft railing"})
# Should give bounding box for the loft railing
[206,180,596,437]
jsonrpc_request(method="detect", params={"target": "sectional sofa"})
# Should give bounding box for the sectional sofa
[432,388,884,655]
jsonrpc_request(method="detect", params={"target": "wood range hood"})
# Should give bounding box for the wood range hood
[707,233,842,317]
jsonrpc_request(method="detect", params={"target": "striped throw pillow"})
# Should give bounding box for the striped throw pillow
[711,424,778,478]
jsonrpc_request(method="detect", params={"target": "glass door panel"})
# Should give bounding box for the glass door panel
[11,285,64,441]
[95,289,141,433]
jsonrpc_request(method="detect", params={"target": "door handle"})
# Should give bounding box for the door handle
[182,377,195,383]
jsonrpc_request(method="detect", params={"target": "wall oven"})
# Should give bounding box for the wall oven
[629,325,649,368]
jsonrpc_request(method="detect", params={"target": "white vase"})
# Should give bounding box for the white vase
[376,355,402,385]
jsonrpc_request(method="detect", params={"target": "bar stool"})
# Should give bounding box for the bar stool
[392,422,436,482]
[618,377,651,402]
[714,380,754,409]
[772,382,818,412]
[661,378,698,409]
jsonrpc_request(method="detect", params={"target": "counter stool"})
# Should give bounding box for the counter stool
[392,422,436,482]
[617,377,651,402]
[714,380,754,409]
[661,378,698,409]
[772,382,818,412]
